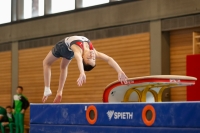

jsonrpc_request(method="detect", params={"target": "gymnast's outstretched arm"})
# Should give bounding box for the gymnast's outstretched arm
[95,50,128,84]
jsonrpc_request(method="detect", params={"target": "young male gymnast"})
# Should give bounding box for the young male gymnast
[42,36,128,103]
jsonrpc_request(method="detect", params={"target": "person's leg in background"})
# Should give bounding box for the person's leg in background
[0,123,10,133]
[14,113,20,133]
[8,123,15,133]
[0,123,6,133]
[19,113,24,133]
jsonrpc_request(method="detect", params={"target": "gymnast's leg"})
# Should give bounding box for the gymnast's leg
[53,58,71,103]
[42,51,58,103]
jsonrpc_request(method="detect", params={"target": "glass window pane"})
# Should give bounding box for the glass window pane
[82,0,109,8]
[38,0,44,16]
[0,0,11,24]
[24,0,32,19]
[110,0,123,2]
[24,0,44,19]
[51,0,75,14]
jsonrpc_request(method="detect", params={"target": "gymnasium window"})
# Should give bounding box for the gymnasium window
[38,0,44,16]
[0,0,11,24]
[111,0,123,1]
[24,0,32,19]
[51,0,75,14]
[82,0,109,8]
[24,0,44,19]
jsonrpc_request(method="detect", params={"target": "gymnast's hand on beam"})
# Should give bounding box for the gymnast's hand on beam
[118,71,128,84]
[77,73,86,86]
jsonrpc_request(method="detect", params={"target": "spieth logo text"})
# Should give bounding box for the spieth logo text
[107,110,133,120]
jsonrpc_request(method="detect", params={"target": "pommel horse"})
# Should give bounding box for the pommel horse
[103,75,197,102]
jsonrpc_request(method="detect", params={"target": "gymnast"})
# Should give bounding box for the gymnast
[42,36,128,103]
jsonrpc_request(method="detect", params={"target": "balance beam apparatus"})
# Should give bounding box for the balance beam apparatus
[30,75,200,133]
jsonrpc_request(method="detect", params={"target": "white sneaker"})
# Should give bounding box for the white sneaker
[44,88,52,96]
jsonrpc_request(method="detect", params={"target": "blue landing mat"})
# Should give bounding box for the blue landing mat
[30,124,200,133]
[30,102,200,127]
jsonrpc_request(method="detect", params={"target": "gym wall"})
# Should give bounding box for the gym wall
[0,44,11,108]
[170,27,200,101]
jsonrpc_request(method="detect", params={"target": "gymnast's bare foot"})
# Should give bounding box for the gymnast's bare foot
[53,92,62,103]
[42,87,52,103]
[42,93,52,103]
[42,96,48,103]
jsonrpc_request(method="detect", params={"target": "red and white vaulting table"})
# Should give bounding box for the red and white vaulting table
[103,75,197,103]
